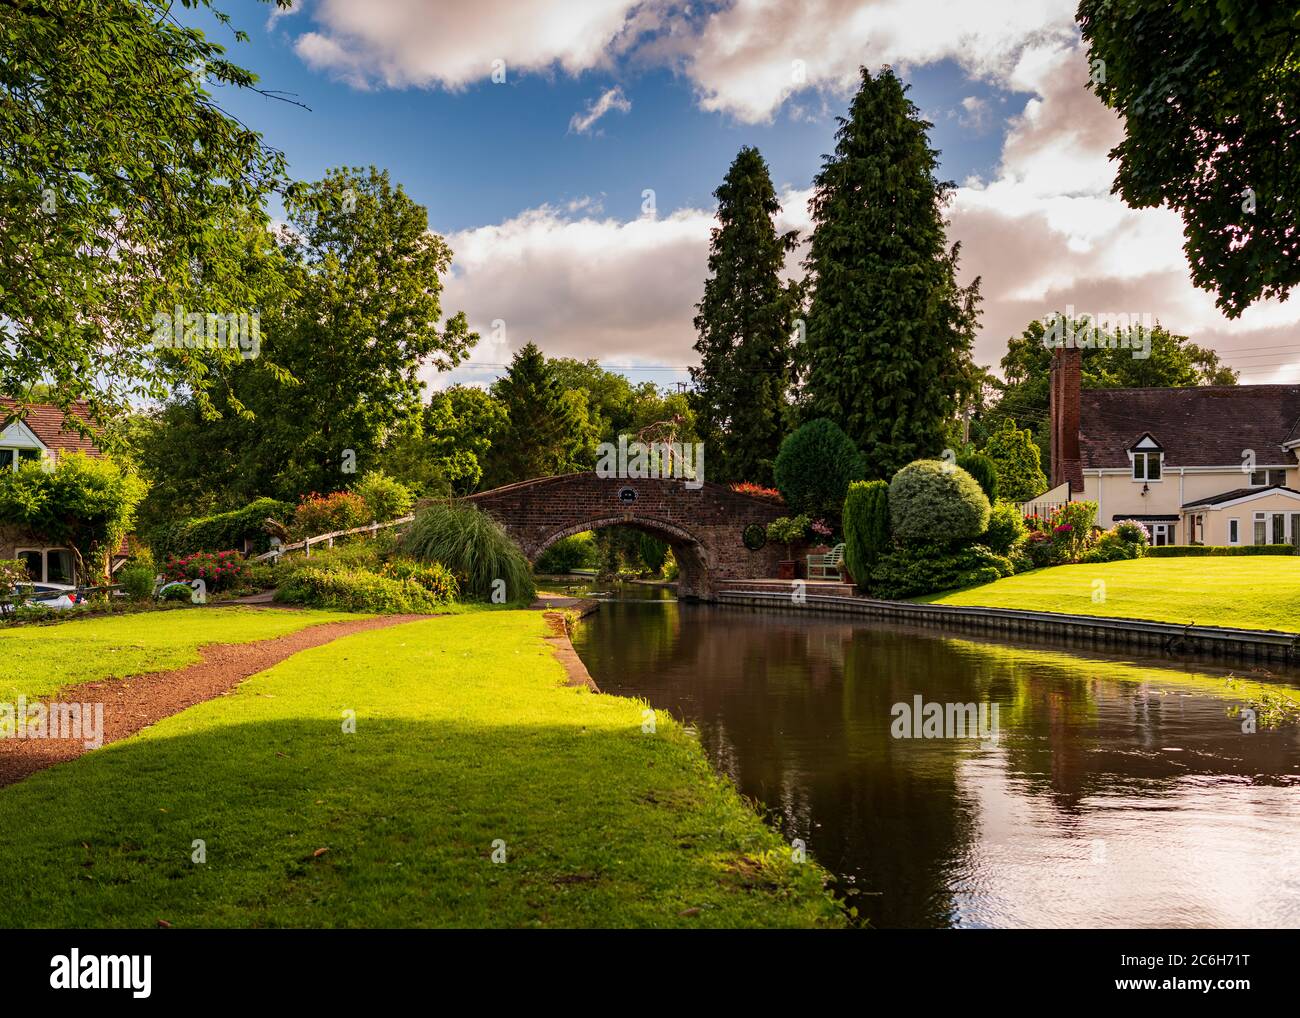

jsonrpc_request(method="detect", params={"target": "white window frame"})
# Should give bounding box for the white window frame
[1132,451,1164,482]
[1254,512,1268,546]
[1149,522,1174,546]
[1249,468,1287,487]
[15,546,75,584]
[1227,518,1240,545]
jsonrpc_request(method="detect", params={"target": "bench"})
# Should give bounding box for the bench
[806,543,846,581]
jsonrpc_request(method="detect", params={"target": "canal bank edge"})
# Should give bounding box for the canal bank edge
[714,590,1300,665]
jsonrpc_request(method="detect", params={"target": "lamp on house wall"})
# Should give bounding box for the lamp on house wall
[1141,483,1150,496]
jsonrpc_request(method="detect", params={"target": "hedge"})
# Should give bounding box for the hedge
[149,497,293,560]
[1146,544,1297,557]
[843,480,889,588]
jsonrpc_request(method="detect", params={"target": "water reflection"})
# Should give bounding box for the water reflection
[570,591,1300,928]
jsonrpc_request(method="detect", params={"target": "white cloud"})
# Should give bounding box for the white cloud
[293,0,644,90]
[568,86,632,134]
[947,43,1300,381]
[289,0,1080,123]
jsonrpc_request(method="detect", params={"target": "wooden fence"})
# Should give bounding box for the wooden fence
[251,515,415,564]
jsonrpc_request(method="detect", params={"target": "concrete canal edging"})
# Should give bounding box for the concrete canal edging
[715,589,1300,666]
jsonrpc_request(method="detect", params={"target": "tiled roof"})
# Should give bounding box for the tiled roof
[0,398,102,456]
[1182,484,1300,509]
[1079,385,1300,469]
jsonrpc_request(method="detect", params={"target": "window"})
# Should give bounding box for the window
[1292,514,1300,549]
[1132,451,1162,480]
[1228,518,1240,545]
[0,447,41,472]
[1254,513,1267,545]
[14,547,75,584]
[1249,468,1287,486]
[1149,523,1174,546]
[1273,513,1287,545]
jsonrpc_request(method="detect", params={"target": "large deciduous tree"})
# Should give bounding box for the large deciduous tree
[0,0,292,430]
[1078,0,1300,316]
[801,68,980,480]
[690,146,799,486]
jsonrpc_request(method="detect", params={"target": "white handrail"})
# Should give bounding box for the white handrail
[253,514,415,564]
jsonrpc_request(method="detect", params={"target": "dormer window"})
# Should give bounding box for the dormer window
[1130,433,1163,481]
[1249,468,1286,487]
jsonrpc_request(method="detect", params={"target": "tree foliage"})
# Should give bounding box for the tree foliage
[482,343,585,488]
[843,479,890,588]
[0,0,293,431]
[801,67,980,479]
[1079,0,1300,315]
[690,146,799,486]
[983,419,1049,504]
[888,460,990,545]
[0,453,145,580]
[773,418,866,522]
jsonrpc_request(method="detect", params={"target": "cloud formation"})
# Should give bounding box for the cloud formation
[568,86,632,134]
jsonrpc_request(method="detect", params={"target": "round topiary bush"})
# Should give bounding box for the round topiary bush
[773,418,866,521]
[888,460,991,544]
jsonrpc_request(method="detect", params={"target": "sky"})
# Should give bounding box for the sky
[201,0,1300,393]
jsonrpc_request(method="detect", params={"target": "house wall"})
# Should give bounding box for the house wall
[1184,492,1300,547]
[1076,464,1300,531]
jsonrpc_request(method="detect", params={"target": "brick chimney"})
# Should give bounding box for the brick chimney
[1049,346,1083,490]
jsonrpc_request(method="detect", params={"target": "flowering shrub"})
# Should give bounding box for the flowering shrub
[810,519,834,541]
[162,550,249,592]
[292,491,370,539]
[730,482,783,503]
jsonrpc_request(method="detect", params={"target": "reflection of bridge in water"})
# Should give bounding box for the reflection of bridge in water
[467,473,787,599]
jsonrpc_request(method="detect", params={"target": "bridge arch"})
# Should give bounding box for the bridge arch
[531,514,711,598]
[466,473,787,600]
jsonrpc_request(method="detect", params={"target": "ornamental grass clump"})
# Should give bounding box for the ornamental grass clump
[398,500,535,603]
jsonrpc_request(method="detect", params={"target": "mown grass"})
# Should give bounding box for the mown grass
[0,607,364,701]
[0,612,844,928]
[922,557,1300,632]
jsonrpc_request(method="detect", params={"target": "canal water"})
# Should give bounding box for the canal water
[568,584,1300,928]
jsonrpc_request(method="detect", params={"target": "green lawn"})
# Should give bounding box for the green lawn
[923,557,1300,632]
[0,607,364,701]
[0,612,843,928]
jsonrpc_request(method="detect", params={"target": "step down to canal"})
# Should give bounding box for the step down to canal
[714,590,1300,665]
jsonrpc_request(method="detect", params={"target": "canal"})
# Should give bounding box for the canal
[569,584,1300,928]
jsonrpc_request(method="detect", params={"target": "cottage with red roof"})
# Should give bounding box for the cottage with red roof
[0,399,129,584]
[1045,348,1300,548]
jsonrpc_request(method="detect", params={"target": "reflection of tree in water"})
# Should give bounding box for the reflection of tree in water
[573,606,1300,928]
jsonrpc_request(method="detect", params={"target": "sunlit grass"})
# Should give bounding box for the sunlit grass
[0,607,364,701]
[923,557,1300,632]
[0,612,844,928]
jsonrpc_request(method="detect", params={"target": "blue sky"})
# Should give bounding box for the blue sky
[186,1,1300,388]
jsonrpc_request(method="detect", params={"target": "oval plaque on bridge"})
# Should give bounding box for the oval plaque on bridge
[618,486,637,504]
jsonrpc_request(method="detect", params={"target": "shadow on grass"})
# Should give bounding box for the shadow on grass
[0,717,843,930]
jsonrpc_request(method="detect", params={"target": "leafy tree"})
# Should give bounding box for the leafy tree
[379,385,508,496]
[981,316,1237,467]
[801,67,980,479]
[0,0,293,430]
[956,452,998,503]
[1079,1,1300,315]
[0,453,145,581]
[690,146,800,486]
[129,167,476,518]
[772,418,866,522]
[482,343,585,487]
[983,419,1049,504]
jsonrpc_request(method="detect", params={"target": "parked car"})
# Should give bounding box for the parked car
[17,583,85,610]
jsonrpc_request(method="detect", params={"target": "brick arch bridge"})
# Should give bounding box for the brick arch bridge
[466,473,787,599]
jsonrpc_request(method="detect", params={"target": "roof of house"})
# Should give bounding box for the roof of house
[0,398,101,456]
[1079,385,1300,469]
[1182,484,1300,509]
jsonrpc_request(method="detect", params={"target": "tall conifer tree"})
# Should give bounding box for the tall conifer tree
[690,146,799,486]
[802,68,980,479]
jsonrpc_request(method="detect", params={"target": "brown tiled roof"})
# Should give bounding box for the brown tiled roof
[1079,385,1300,469]
[0,398,102,456]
